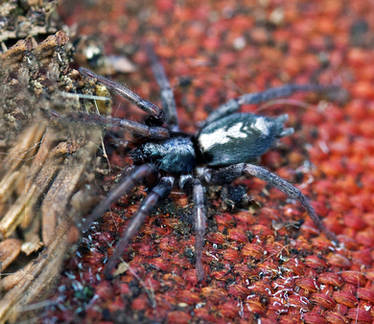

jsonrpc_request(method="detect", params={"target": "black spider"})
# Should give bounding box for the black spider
[79,45,338,281]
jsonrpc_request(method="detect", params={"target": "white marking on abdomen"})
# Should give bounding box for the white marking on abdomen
[199,122,247,151]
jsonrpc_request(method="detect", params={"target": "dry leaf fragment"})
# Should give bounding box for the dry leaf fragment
[0,239,22,272]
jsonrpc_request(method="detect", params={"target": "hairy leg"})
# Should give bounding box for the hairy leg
[81,164,157,233]
[199,163,338,243]
[145,44,179,132]
[79,67,164,120]
[192,179,206,282]
[200,84,331,128]
[104,176,174,278]
[47,109,170,140]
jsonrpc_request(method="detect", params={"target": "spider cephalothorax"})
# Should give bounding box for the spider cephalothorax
[79,45,338,281]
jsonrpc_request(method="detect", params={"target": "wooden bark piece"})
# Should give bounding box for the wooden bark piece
[0,128,101,322]
[0,239,22,272]
[0,27,105,323]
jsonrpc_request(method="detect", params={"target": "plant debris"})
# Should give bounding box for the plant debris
[0,23,106,324]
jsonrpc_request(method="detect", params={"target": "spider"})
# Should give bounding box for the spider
[79,45,338,281]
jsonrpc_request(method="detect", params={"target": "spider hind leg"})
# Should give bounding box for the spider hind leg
[200,163,338,243]
[241,163,338,243]
[200,84,331,128]
[103,176,174,278]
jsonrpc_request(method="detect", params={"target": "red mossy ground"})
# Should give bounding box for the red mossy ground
[45,1,374,323]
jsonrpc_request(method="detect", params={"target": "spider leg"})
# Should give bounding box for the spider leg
[80,164,157,233]
[48,109,170,140]
[145,44,179,132]
[200,84,331,128]
[104,176,174,278]
[192,179,206,282]
[79,67,164,120]
[199,163,338,243]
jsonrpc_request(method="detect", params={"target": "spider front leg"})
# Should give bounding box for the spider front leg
[104,176,174,278]
[200,163,338,243]
[80,164,157,233]
[79,67,164,120]
[47,109,170,140]
[146,44,179,132]
[200,84,331,128]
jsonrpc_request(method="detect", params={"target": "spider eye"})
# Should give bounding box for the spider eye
[144,114,164,127]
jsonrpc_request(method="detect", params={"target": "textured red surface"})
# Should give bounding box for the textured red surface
[46,1,374,323]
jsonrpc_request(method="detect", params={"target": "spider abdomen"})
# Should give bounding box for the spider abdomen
[197,113,292,166]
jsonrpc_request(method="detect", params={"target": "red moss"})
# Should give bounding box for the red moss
[296,277,318,294]
[303,312,327,324]
[326,253,351,268]
[310,293,335,309]
[318,272,343,288]
[194,307,216,323]
[206,232,226,244]
[356,229,374,247]
[332,291,357,308]
[241,243,264,259]
[325,311,347,324]
[341,271,367,286]
[222,248,240,262]
[304,255,327,270]
[351,249,373,266]
[131,295,148,311]
[227,228,247,243]
[245,297,266,314]
[218,300,239,318]
[201,286,226,303]
[167,311,191,324]
[177,290,200,305]
[357,288,374,303]
[346,308,373,322]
